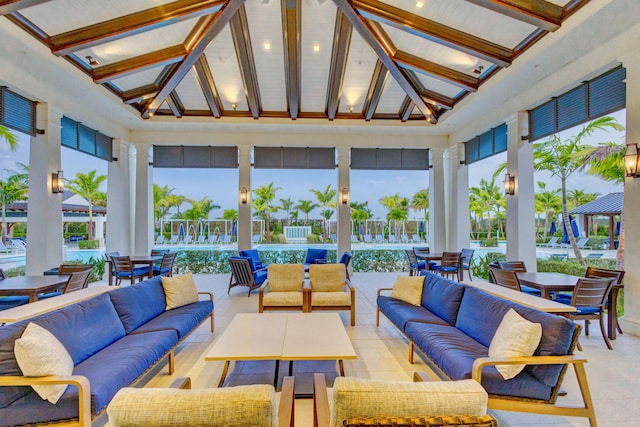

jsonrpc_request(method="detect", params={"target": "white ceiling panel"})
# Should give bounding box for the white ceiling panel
[300,0,336,112]
[175,69,211,111]
[110,67,163,92]
[245,0,287,111]
[339,31,378,113]
[21,0,175,35]
[376,76,407,114]
[205,24,248,112]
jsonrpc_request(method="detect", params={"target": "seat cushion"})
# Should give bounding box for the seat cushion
[305,248,328,264]
[132,300,213,339]
[115,266,150,277]
[239,249,265,270]
[109,277,167,334]
[107,384,276,427]
[309,264,347,292]
[263,292,303,307]
[267,264,304,292]
[377,296,449,331]
[311,291,351,306]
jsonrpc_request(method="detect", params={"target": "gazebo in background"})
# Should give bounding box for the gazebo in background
[570,192,623,249]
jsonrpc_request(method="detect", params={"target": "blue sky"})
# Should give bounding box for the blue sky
[1,109,625,219]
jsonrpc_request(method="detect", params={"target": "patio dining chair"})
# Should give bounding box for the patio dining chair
[488,267,523,292]
[429,252,461,281]
[153,252,178,277]
[404,249,425,276]
[112,255,151,286]
[39,268,93,299]
[584,266,625,334]
[460,248,475,281]
[497,261,541,295]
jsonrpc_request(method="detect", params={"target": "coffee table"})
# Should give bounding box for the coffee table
[205,313,356,391]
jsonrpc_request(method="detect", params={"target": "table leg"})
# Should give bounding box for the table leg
[218,360,230,388]
[147,261,154,278]
[29,292,38,303]
[608,287,619,340]
[274,360,280,387]
[107,261,113,286]
[338,360,345,376]
[288,360,293,376]
[542,288,551,300]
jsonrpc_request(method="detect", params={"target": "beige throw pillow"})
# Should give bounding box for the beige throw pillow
[14,322,74,404]
[390,275,424,306]
[162,273,199,310]
[489,308,542,380]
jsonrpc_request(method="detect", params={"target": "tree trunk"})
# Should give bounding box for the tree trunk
[88,206,94,241]
[266,213,271,244]
[561,179,585,265]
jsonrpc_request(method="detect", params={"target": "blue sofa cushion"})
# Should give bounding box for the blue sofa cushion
[0,330,178,426]
[377,295,448,331]
[115,266,150,278]
[132,300,213,339]
[404,322,554,401]
[420,272,466,325]
[0,324,30,409]
[239,249,265,269]
[0,296,30,309]
[304,248,328,264]
[456,287,575,387]
[108,277,167,334]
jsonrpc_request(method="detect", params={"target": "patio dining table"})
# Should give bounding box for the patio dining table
[106,255,162,286]
[516,272,623,340]
[0,275,70,303]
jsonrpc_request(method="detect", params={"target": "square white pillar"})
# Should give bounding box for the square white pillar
[429,147,446,252]
[133,143,153,256]
[106,139,134,254]
[445,143,470,251]
[337,147,351,258]
[238,145,252,251]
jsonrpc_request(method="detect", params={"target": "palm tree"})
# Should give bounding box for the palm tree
[295,200,319,225]
[66,170,106,241]
[252,183,281,243]
[350,201,372,239]
[0,125,18,151]
[0,167,28,244]
[469,178,500,239]
[411,189,429,237]
[279,197,294,226]
[534,182,561,240]
[183,197,220,238]
[164,194,187,217]
[153,184,174,223]
[310,185,337,242]
[379,194,409,238]
[567,189,599,211]
[469,193,484,240]
[534,116,623,265]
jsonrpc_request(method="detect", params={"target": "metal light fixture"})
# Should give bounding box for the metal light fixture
[341,188,349,205]
[85,55,99,66]
[52,170,64,194]
[240,187,248,204]
[624,143,639,177]
[503,173,515,195]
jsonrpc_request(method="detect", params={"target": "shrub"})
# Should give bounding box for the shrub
[306,234,321,244]
[480,238,498,247]
[471,252,505,280]
[78,239,100,249]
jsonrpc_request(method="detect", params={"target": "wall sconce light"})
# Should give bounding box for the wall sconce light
[503,173,515,196]
[52,170,64,194]
[240,187,248,204]
[624,143,639,177]
[341,188,349,205]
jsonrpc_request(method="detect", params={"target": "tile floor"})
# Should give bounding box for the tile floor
[117,272,640,427]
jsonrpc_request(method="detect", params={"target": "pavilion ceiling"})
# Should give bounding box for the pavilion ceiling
[1,0,590,124]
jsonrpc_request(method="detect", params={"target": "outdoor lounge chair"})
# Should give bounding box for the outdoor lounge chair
[228,256,267,296]
[196,234,206,244]
[183,235,193,244]
[303,248,329,271]
[155,235,165,245]
[308,263,356,326]
[539,236,560,247]
[259,264,306,312]
[576,237,592,249]
[208,234,219,244]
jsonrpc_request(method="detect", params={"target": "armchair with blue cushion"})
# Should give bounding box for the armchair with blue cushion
[239,249,268,271]
[303,248,329,271]
[338,251,352,279]
[228,256,268,297]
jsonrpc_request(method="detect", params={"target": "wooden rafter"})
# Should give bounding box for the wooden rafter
[122,84,160,105]
[0,0,51,15]
[193,55,223,118]
[395,50,479,92]
[142,0,245,118]
[49,0,226,56]
[229,5,261,119]
[362,60,388,121]
[398,96,414,122]
[5,12,48,43]
[354,0,512,67]
[332,0,431,119]
[464,0,562,31]
[325,9,352,120]
[404,70,437,122]
[166,91,185,118]
[282,0,301,119]
[93,45,187,84]
[420,89,454,110]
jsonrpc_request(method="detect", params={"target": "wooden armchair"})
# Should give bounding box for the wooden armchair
[228,257,267,297]
[259,264,306,312]
[308,263,355,326]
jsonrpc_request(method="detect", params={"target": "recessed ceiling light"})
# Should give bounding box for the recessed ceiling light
[416,1,424,8]
[263,41,271,51]
[349,106,354,113]
[232,104,237,111]
[313,44,320,52]
[473,65,484,75]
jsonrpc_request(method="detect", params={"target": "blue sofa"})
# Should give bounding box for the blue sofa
[377,271,596,426]
[0,276,214,426]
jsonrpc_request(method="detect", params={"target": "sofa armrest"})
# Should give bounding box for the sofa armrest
[169,377,191,389]
[198,291,214,302]
[377,287,393,297]
[472,355,587,383]
[280,376,295,427]
[0,375,91,427]
[313,373,331,427]
[413,371,436,382]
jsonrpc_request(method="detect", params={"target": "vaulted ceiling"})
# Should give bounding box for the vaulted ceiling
[1,0,590,124]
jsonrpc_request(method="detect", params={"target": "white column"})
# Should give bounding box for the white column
[94,217,105,247]
[446,143,470,250]
[337,147,351,261]
[238,145,251,251]
[505,112,537,270]
[429,147,446,252]
[106,139,134,254]
[619,48,640,336]
[25,104,63,275]
[133,143,153,256]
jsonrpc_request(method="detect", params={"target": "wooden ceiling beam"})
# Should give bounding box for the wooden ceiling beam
[398,96,414,122]
[229,5,261,119]
[166,90,185,118]
[142,0,244,118]
[404,69,438,122]
[122,84,160,105]
[395,50,479,92]
[420,89,454,110]
[193,54,223,118]
[282,0,301,119]
[362,60,388,121]
[464,0,562,31]
[0,0,51,15]
[93,45,187,84]
[50,0,226,56]
[325,10,352,120]
[354,0,512,67]
[333,0,432,120]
